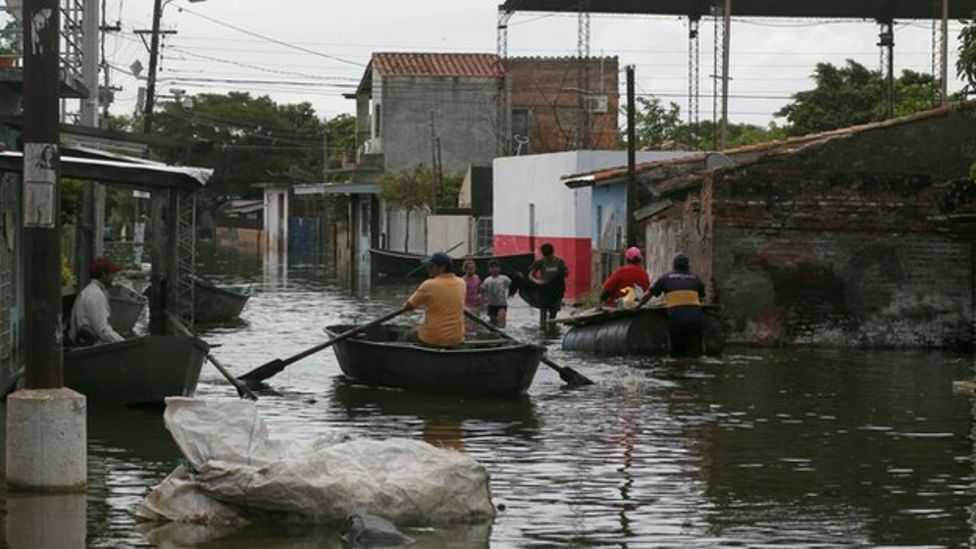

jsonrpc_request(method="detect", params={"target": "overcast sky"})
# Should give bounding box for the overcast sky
[97,1,968,129]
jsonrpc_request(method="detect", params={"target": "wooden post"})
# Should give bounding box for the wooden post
[21,0,62,389]
[142,0,163,135]
[148,193,167,334]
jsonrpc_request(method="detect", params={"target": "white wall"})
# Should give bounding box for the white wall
[263,187,288,254]
[492,151,692,240]
[426,215,473,257]
[384,207,427,255]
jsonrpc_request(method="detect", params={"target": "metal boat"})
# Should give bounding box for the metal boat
[369,248,534,280]
[192,277,251,323]
[64,335,208,406]
[325,324,542,397]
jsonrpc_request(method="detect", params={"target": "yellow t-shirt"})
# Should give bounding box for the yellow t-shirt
[407,273,465,346]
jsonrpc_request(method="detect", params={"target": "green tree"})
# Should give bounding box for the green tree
[632,96,682,148]
[959,13,976,96]
[153,92,327,198]
[325,113,356,171]
[625,97,786,151]
[776,60,938,135]
[378,164,463,212]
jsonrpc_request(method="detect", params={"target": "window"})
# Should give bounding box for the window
[476,217,493,251]
[511,109,530,155]
[373,104,382,138]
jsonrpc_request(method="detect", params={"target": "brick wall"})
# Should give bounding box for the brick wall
[704,106,976,348]
[505,57,619,153]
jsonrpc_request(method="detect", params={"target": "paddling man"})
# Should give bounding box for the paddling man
[401,252,465,347]
[69,257,125,345]
[644,253,705,357]
[599,246,650,309]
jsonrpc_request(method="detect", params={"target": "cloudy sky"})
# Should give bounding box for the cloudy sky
[97,1,968,128]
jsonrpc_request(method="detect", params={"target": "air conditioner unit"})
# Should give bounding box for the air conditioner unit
[585,95,608,113]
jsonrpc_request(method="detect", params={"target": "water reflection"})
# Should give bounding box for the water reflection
[7,493,87,548]
[328,378,541,448]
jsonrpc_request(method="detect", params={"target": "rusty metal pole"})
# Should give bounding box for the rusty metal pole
[626,64,636,247]
[22,0,63,389]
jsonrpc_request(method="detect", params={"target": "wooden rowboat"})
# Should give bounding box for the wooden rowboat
[325,324,542,397]
[369,248,534,280]
[192,277,251,323]
[64,335,208,406]
[556,307,726,356]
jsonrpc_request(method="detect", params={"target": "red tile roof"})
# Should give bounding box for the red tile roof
[372,52,504,78]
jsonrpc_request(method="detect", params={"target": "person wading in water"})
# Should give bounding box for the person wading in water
[527,242,568,324]
[643,253,706,357]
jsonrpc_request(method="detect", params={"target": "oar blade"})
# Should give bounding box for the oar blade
[238,358,286,384]
[557,364,595,387]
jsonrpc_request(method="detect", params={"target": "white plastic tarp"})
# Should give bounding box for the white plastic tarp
[138,398,496,526]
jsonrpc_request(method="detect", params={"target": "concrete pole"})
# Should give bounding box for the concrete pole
[76,0,102,285]
[9,0,87,492]
[428,110,437,215]
[941,0,949,104]
[720,0,731,149]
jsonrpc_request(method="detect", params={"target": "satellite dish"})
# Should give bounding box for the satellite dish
[130,59,144,78]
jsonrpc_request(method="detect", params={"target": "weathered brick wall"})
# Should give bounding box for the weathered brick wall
[505,57,619,152]
[707,106,976,348]
[644,183,715,301]
[713,227,972,347]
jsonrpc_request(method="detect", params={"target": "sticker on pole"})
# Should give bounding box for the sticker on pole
[23,143,58,228]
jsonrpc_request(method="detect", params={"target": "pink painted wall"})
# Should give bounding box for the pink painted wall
[495,234,591,299]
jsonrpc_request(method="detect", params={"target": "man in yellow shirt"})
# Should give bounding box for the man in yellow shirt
[402,252,465,346]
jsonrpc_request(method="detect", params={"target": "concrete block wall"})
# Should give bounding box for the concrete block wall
[381,76,501,175]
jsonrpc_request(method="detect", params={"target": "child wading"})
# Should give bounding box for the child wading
[480,260,511,327]
[462,258,482,333]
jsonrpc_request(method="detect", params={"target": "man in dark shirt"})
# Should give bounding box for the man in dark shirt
[528,242,568,322]
[645,253,706,357]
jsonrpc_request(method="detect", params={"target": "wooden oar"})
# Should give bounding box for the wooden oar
[463,308,594,387]
[238,307,410,384]
[403,241,466,279]
[166,312,258,401]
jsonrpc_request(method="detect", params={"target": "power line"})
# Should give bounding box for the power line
[171,3,365,68]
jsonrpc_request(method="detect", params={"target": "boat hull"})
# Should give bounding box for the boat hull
[326,325,542,397]
[369,248,534,281]
[193,279,250,323]
[561,308,726,356]
[64,335,208,406]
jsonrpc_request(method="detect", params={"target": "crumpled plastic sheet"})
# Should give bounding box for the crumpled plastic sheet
[137,398,496,529]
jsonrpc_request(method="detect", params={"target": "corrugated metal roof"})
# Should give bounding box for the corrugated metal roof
[372,52,504,78]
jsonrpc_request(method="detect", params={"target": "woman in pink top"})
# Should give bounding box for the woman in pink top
[462,259,482,309]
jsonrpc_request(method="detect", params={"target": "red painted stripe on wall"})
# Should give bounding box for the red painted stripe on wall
[494,234,592,300]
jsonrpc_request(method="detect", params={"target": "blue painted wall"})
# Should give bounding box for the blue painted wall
[591,182,627,251]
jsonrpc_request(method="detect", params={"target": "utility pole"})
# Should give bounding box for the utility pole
[940,0,949,104]
[9,0,86,493]
[720,0,731,149]
[142,0,163,135]
[22,0,62,390]
[626,65,637,247]
[428,110,438,215]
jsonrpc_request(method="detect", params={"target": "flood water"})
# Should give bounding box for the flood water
[5,244,976,547]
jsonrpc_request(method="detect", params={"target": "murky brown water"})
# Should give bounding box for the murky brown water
[5,244,976,547]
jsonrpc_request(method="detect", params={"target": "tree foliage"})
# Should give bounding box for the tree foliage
[152,92,331,198]
[627,98,785,151]
[379,164,463,212]
[959,14,976,96]
[325,113,357,171]
[775,60,937,136]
